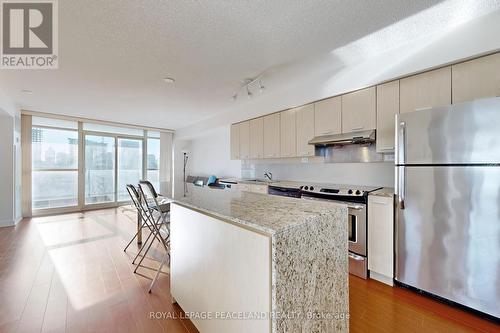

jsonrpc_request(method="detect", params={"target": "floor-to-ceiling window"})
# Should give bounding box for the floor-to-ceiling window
[28,115,171,215]
[31,117,79,210]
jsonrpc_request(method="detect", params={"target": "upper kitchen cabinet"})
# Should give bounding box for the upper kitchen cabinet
[263,113,280,158]
[314,96,342,136]
[376,80,400,153]
[400,67,451,114]
[341,87,376,133]
[452,52,500,104]
[249,117,264,159]
[280,109,296,158]
[239,121,250,159]
[296,104,315,157]
[230,123,240,160]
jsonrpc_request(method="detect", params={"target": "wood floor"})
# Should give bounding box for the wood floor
[0,208,498,333]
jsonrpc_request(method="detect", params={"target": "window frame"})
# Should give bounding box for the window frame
[28,115,170,216]
[146,137,161,192]
[31,124,79,212]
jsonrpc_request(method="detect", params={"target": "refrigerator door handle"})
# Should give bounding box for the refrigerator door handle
[397,121,406,164]
[399,167,406,209]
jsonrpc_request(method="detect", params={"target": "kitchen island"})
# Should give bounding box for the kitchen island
[170,185,349,333]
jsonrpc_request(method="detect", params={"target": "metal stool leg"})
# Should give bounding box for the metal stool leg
[148,253,170,293]
[134,215,168,272]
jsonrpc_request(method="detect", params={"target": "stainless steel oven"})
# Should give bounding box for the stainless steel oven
[346,203,366,256]
[346,203,367,279]
[300,184,380,279]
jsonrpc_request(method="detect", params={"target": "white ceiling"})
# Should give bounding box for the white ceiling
[2,0,500,131]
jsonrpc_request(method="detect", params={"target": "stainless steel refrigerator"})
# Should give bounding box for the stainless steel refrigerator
[395,97,500,319]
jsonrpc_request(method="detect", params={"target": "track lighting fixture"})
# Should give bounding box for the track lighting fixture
[232,75,265,101]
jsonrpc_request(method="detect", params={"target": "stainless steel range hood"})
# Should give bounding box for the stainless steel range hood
[309,130,376,146]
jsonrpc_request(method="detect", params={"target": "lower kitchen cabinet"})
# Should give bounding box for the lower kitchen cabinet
[368,193,394,286]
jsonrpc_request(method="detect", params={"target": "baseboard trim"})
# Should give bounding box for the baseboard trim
[0,219,14,227]
[369,271,394,286]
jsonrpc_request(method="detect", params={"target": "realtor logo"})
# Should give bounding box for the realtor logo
[1,0,58,69]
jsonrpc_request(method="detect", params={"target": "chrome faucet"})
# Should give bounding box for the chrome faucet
[264,172,273,181]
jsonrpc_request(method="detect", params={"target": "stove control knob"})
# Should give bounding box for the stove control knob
[355,190,361,195]
[310,186,314,191]
[347,189,353,194]
[299,186,304,190]
[304,186,309,190]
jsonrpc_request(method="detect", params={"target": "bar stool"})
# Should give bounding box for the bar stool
[135,181,171,290]
[123,184,155,252]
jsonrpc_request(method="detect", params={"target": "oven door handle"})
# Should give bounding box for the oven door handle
[347,205,364,210]
[348,253,365,261]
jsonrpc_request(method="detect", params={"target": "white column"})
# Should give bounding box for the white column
[160,131,173,197]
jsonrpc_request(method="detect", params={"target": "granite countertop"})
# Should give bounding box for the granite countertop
[219,178,273,185]
[220,179,328,189]
[173,184,346,235]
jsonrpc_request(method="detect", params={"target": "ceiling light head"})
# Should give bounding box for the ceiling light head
[163,77,175,84]
[259,80,265,93]
[246,86,253,98]
[21,89,33,94]
[232,94,238,101]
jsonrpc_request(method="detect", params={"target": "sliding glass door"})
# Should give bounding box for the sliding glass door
[117,138,143,201]
[84,134,143,206]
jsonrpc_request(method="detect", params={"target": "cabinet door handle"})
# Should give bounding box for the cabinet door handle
[415,106,432,111]
[351,126,364,131]
[371,201,387,205]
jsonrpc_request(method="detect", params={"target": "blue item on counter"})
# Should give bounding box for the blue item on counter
[207,175,217,186]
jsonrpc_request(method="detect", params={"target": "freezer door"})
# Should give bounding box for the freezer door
[395,166,500,318]
[396,97,500,165]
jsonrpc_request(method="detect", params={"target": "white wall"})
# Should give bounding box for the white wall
[0,110,15,227]
[172,138,191,198]
[172,126,242,196]
[186,125,241,179]
[14,112,22,222]
[0,81,19,226]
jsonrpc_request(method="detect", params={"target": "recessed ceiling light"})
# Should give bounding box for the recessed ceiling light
[21,89,33,94]
[163,77,175,83]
